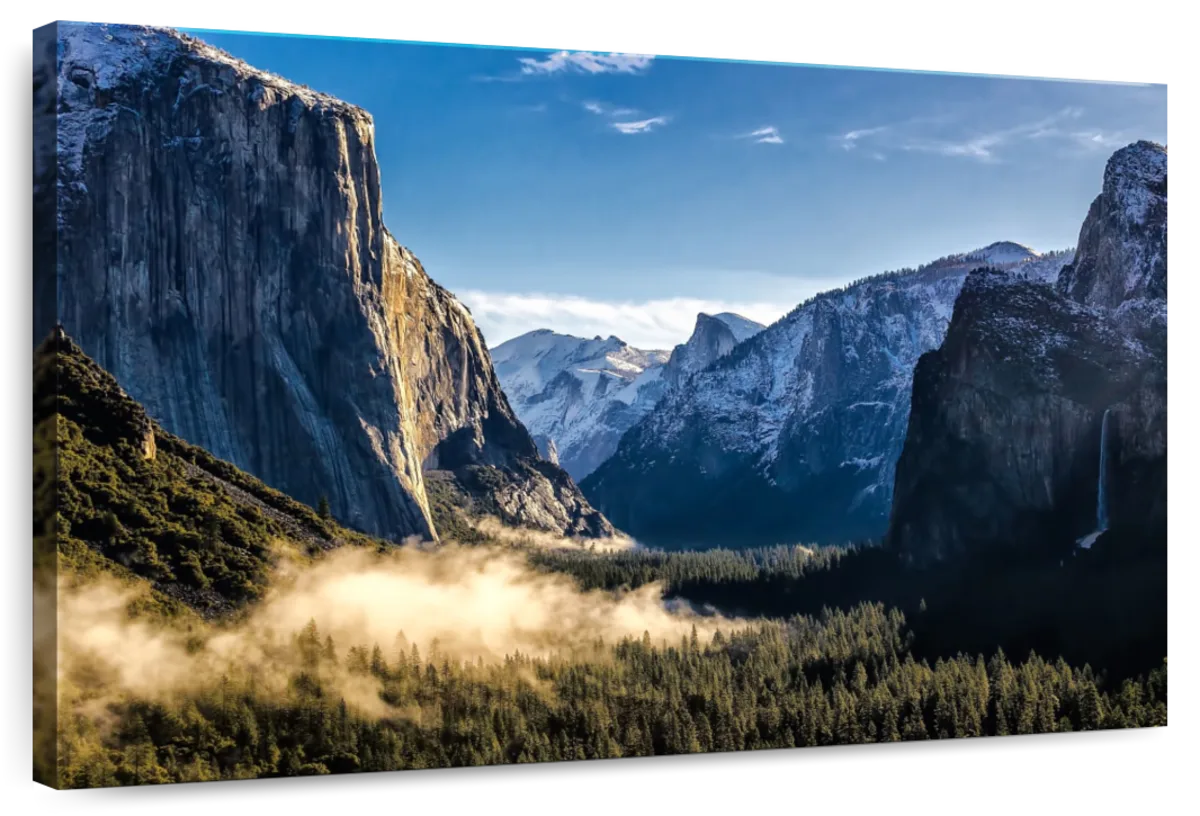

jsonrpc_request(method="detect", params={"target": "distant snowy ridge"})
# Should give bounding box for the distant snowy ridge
[494,312,764,480]
[583,243,1073,547]
[709,312,764,343]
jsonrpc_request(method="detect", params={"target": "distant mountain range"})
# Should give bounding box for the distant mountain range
[578,243,1073,547]
[38,24,1165,566]
[492,312,764,480]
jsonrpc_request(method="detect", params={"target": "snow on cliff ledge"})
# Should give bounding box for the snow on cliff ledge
[56,23,367,179]
[967,241,1039,267]
[1106,140,1167,226]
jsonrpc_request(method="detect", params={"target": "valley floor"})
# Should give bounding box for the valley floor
[50,594,1165,787]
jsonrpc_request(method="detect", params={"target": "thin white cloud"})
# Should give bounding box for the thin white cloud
[839,125,889,150]
[903,109,1082,162]
[518,51,654,76]
[904,133,1007,162]
[738,126,784,145]
[838,107,1103,163]
[611,116,669,135]
[459,291,795,350]
[582,100,640,117]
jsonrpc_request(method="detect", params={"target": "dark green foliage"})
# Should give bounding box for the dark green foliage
[530,544,832,592]
[533,536,1166,683]
[423,470,493,544]
[36,330,1167,791]
[35,330,380,617]
[54,608,1166,788]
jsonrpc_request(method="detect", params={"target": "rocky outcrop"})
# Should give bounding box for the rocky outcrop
[41,23,610,541]
[661,312,764,388]
[583,246,1071,547]
[532,434,560,465]
[493,313,764,481]
[888,143,1167,562]
[1057,142,1167,312]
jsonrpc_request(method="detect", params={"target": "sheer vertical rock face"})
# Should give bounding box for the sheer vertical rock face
[45,23,610,541]
[889,143,1167,562]
[582,248,1069,547]
[33,26,60,349]
[661,313,764,389]
[1057,142,1167,313]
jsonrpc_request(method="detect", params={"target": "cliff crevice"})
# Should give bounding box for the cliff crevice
[44,23,610,541]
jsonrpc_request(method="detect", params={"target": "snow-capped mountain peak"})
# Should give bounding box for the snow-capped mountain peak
[661,312,766,388]
[494,310,764,481]
[1104,140,1167,227]
[582,242,1072,547]
[1057,141,1166,316]
[492,330,672,479]
[710,312,766,343]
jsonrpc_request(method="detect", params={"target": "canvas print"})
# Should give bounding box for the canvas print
[32,21,1167,789]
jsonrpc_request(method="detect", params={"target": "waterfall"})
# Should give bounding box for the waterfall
[1077,408,1112,550]
[1096,408,1111,532]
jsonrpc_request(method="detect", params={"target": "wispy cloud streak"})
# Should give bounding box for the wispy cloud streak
[611,116,669,135]
[738,126,785,144]
[474,51,655,83]
[518,51,654,76]
[583,100,639,117]
[836,107,1115,163]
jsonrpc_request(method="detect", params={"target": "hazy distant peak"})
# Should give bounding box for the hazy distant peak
[968,241,1039,266]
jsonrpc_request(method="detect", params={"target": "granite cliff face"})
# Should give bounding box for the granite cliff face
[492,312,762,481]
[583,245,1071,547]
[888,142,1167,562]
[660,312,765,388]
[41,23,610,541]
[33,29,58,348]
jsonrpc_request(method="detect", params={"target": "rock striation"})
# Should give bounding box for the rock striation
[39,22,610,541]
[888,142,1167,561]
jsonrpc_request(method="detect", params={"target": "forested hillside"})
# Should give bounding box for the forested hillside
[534,540,1166,683]
[53,604,1165,786]
[34,328,380,618]
[36,330,1167,790]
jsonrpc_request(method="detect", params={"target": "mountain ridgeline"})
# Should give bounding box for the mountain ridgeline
[889,141,1167,562]
[581,244,1073,548]
[34,327,382,617]
[492,312,764,481]
[32,22,1168,790]
[37,23,610,542]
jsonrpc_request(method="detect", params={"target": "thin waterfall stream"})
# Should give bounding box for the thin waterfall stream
[1077,408,1112,550]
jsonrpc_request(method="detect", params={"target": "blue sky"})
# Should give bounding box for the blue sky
[189,29,1167,349]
